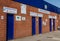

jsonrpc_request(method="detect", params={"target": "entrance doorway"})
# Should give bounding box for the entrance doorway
[6,14,14,40]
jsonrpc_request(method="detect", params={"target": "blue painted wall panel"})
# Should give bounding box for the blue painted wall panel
[14,0,44,9]
[57,8,60,14]
[14,0,60,14]
[44,2,55,12]
[43,1,60,14]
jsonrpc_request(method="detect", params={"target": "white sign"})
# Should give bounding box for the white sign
[38,9,50,14]
[30,12,37,16]
[45,19,48,22]
[1,16,4,19]
[44,5,47,9]
[22,17,26,21]
[3,7,17,14]
[49,15,57,19]
[49,15,53,18]
[21,4,26,14]
[53,16,57,19]
[43,21,46,26]
[37,14,43,17]
[16,16,21,21]
[36,19,38,21]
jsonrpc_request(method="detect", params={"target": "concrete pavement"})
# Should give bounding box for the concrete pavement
[9,31,60,41]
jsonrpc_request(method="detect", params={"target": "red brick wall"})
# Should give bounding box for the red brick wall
[0,0,59,41]
[14,5,32,38]
[0,6,6,41]
[58,15,60,28]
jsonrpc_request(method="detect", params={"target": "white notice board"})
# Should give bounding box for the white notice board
[16,16,21,21]
[3,7,17,14]
[21,4,26,14]
[30,12,37,16]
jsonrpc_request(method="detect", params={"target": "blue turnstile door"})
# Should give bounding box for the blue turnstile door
[39,17,42,34]
[32,17,36,35]
[50,19,52,32]
[53,19,55,31]
[7,14,14,40]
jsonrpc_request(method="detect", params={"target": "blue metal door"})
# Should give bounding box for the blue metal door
[53,19,55,31]
[7,14,14,40]
[32,17,36,35]
[50,19,52,32]
[39,17,42,34]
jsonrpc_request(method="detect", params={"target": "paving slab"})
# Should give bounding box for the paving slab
[8,31,60,41]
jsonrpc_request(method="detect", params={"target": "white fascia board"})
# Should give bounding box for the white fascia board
[38,9,50,14]
[3,6,17,14]
[49,15,53,18]
[37,14,43,17]
[49,15,57,19]
[30,12,37,16]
